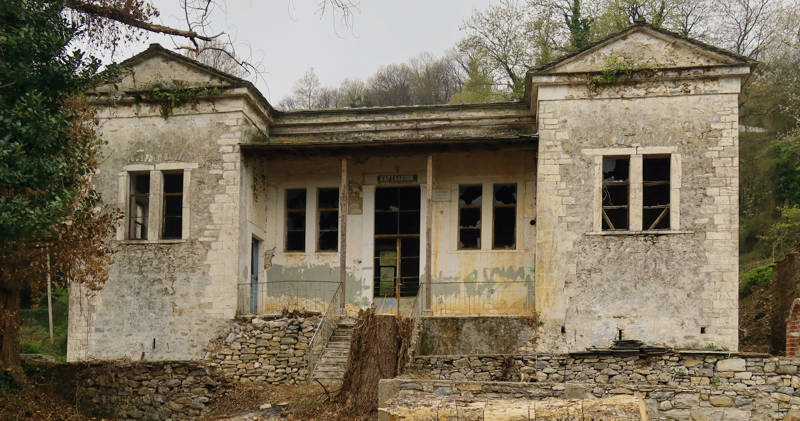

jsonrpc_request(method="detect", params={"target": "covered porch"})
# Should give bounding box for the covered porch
[237,102,538,318]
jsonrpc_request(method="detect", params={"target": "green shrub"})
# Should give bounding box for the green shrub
[739,264,775,297]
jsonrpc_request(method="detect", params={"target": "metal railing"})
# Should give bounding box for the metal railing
[237,280,340,315]
[427,280,535,316]
[306,282,344,383]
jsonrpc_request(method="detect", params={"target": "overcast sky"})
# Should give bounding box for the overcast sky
[116,1,497,103]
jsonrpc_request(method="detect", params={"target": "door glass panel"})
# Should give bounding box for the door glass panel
[374,187,420,298]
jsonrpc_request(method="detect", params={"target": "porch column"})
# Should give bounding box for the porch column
[339,157,349,310]
[425,154,433,313]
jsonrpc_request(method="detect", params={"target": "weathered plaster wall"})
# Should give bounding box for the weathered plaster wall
[416,316,537,355]
[68,97,258,361]
[247,150,536,315]
[534,76,741,352]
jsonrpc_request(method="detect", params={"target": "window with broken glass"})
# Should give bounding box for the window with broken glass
[643,155,670,230]
[602,157,630,230]
[317,188,339,251]
[493,184,516,249]
[286,189,307,251]
[162,171,184,239]
[458,185,482,249]
[128,172,150,240]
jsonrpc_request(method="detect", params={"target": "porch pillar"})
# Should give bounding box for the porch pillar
[425,154,433,313]
[339,157,349,310]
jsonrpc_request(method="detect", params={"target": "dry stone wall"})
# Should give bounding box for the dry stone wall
[379,378,792,421]
[206,315,320,384]
[409,351,796,387]
[74,361,232,420]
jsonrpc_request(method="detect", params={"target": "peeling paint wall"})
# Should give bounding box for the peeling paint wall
[247,150,537,315]
[533,75,741,352]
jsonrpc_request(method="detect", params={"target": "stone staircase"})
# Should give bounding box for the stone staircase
[311,319,354,389]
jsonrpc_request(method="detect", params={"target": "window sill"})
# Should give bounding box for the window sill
[586,230,694,236]
[453,248,521,253]
[120,239,188,245]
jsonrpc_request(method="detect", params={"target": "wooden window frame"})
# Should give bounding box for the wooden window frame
[317,187,339,252]
[161,171,184,239]
[492,183,517,250]
[285,188,307,252]
[457,184,482,250]
[128,172,150,240]
[602,156,630,231]
[642,154,670,231]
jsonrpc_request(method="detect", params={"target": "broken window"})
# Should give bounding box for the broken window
[162,172,184,239]
[318,188,339,251]
[602,157,630,230]
[493,184,516,249]
[286,189,307,251]
[643,155,670,230]
[458,185,482,249]
[128,172,150,240]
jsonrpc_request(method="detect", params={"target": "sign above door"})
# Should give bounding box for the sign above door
[377,174,418,185]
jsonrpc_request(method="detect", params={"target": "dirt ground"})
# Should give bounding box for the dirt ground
[739,280,774,354]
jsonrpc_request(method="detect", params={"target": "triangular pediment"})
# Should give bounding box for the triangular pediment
[538,25,747,74]
[95,44,242,93]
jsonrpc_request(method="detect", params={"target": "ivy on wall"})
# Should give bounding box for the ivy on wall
[143,84,222,118]
[588,55,656,92]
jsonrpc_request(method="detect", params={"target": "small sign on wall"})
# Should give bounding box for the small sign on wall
[378,174,418,184]
[432,189,450,202]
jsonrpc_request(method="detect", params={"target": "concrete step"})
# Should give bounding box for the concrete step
[310,317,353,387]
[313,379,343,389]
[315,367,345,374]
[313,371,346,379]
[329,335,351,341]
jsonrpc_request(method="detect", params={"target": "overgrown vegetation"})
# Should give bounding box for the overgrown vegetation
[145,84,223,118]
[18,289,69,361]
[587,55,655,91]
[739,264,775,297]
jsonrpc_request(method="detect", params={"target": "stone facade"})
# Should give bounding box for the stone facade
[68,23,753,361]
[531,27,748,352]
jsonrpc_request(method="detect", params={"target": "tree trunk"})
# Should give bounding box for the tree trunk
[0,287,21,370]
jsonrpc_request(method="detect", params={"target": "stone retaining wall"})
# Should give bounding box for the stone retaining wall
[379,378,799,420]
[205,314,320,384]
[73,361,232,420]
[408,350,796,388]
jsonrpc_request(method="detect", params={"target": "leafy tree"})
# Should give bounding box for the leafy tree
[564,0,593,49]
[458,0,554,98]
[761,205,800,261]
[0,0,123,370]
[449,59,510,104]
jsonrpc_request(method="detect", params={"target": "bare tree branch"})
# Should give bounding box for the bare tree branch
[65,0,218,42]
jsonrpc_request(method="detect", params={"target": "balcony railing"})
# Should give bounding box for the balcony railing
[237,279,534,316]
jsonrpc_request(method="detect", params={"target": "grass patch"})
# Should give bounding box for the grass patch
[18,288,69,361]
[739,263,774,298]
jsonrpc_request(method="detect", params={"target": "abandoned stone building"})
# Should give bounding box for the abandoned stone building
[67,23,753,363]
